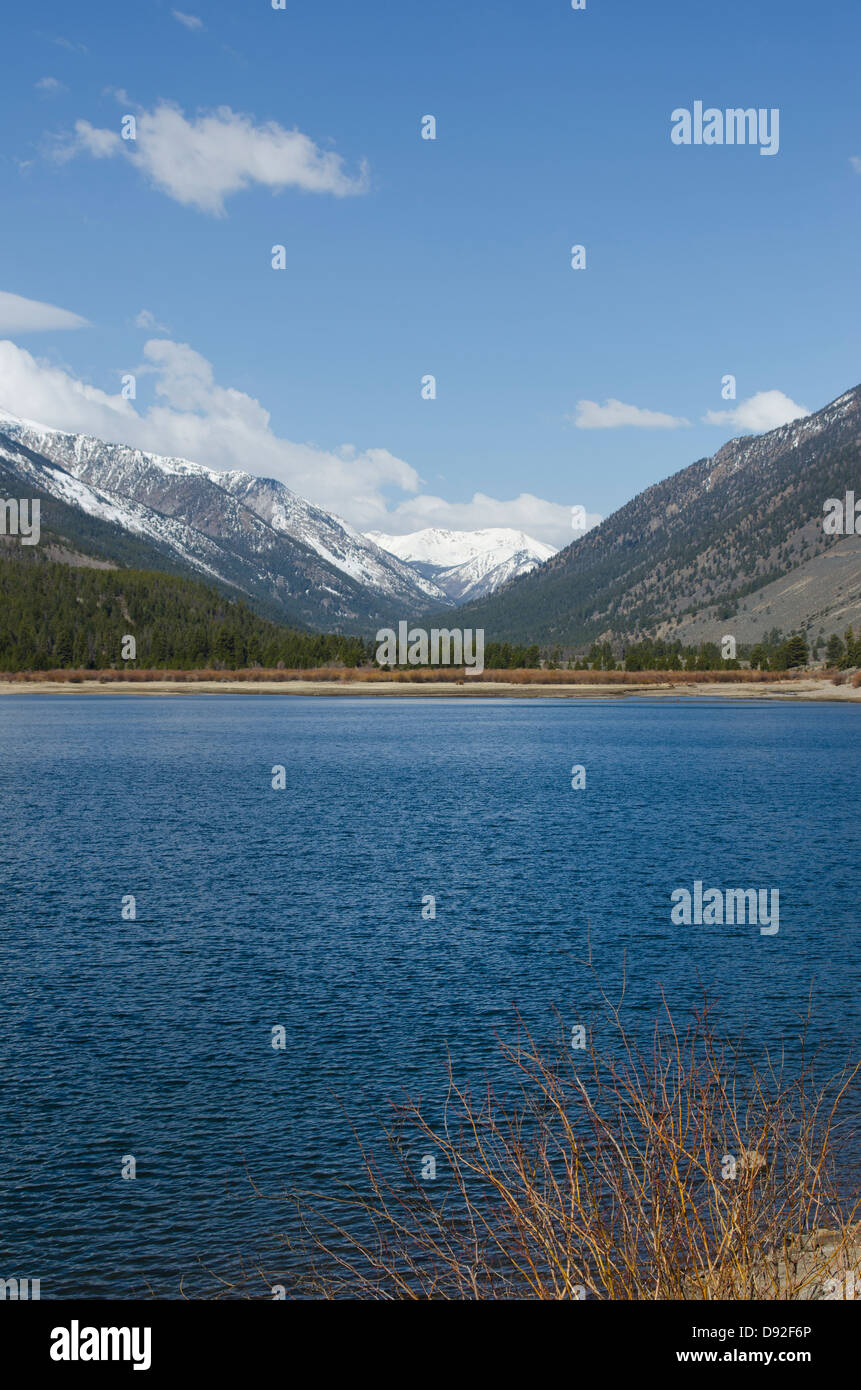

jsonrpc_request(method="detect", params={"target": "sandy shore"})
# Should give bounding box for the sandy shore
[0,677,858,700]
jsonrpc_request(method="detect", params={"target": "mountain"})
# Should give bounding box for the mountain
[0,548,369,671]
[0,409,451,633]
[451,385,861,647]
[366,527,557,603]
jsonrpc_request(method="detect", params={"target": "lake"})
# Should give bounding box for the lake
[0,695,858,1297]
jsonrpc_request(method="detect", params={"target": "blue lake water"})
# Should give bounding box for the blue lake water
[0,695,858,1297]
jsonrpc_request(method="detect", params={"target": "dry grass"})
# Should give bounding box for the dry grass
[214,985,860,1301]
[2,665,832,685]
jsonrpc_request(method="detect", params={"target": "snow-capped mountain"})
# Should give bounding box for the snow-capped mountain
[0,407,452,632]
[365,527,557,602]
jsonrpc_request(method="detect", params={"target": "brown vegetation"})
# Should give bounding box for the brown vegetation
[214,990,860,1301]
[2,666,831,686]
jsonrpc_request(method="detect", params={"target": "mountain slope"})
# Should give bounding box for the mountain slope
[367,527,556,602]
[0,546,368,671]
[453,386,861,646]
[0,410,451,633]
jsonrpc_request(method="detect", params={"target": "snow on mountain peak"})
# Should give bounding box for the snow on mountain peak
[367,526,555,567]
[0,409,451,617]
[366,526,557,602]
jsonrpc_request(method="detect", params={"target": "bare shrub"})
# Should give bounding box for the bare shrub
[239,990,859,1301]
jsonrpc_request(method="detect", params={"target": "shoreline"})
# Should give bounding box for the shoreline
[1,677,858,701]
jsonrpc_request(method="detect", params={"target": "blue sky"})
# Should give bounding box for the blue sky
[2,0,860,546]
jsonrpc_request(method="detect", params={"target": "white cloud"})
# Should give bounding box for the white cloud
[0,291,88,334]
[52,100,369,214]
[172,10,204,29]
[703,390,810,433]
[0,336,578,546]
[134,309,170,332]
[572,398,690,429]
[0,341,138,434]
[52,37,87,54]
[0,337,416,524]
[35,76,65,94]
[60,119,121,159]
[850,156,861,174]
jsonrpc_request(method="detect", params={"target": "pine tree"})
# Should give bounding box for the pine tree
[780,634,808,669]
[825,634,845,667]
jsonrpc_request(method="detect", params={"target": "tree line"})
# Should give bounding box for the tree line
[1,552,858,673]
[0,554,367,671]
[548,631,860,672]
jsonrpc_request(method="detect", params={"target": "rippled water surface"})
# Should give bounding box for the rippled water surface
[0,695,858,1296]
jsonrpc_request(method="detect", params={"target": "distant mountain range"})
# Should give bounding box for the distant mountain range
[0,409,453,633]
[2,383,860,649]
[365,527,556,603]
[452,385,861,648]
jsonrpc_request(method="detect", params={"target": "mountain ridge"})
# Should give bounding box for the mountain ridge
[0,409,452,632]
[3,383,860,649]
[448,384,861,646]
